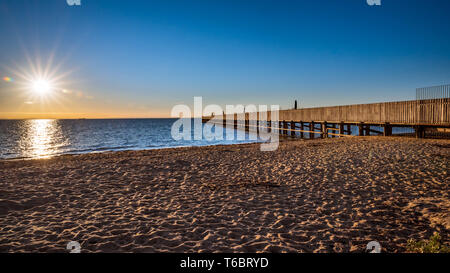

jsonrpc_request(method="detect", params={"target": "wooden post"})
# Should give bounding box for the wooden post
[383,122,392,136]
[283,121,288,135]
[339,122,344,138]
[310,122,315,139]
[300,122,304,138]
[322,122,328,138]
[279,121,283,136]
[415,126,425,138]
[365,125,370,136]
[347,124,351,136]
[290,120,295,137]
[358,122,364,136]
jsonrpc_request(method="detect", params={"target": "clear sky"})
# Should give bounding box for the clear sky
[0,0,449,119]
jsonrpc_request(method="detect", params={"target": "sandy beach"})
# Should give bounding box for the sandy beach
[0,137,448,253]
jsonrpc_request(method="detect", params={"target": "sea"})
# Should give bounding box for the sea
[0,119,414,160]
[0,119,259,160]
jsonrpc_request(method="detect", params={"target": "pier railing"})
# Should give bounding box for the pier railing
[277,98,449,125]
[207,98,449,126]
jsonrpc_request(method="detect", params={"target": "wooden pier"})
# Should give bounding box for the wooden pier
[202,97,450,139]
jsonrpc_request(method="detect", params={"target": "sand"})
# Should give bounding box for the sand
[0,137,448,253]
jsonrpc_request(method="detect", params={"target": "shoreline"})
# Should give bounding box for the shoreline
[0,132,426,162]
[0,136,448,253]
[0,140,265,162]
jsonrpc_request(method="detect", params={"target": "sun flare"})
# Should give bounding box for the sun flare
[5,53,74,105]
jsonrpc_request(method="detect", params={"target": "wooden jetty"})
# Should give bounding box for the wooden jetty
[202,96,450,139]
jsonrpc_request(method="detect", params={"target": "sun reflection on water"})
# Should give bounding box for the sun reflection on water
[20,119,65,159]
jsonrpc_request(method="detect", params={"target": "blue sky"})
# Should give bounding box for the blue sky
[0,0,449,118]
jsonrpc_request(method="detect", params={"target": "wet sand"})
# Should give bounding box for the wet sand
[0,137,448,253]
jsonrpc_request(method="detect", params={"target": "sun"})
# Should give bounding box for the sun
[6,52,75,105]
[30,79,53,96]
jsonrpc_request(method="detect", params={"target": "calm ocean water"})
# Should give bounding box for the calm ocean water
[0,119,260,160]
[0,119,414,160]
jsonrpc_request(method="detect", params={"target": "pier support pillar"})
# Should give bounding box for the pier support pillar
[339,122,344,138]
[347,124,351,136]
[358,122,364,136]
[364,125,370,136]
[322,122,328,138]
[310,122,315,139]
[383,122,392,136]
[415,126,425,138]
[300,122,304,138]
[283,121,288,135]
[290,121,295,137]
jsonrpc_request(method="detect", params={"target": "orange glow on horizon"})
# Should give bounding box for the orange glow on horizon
[0,111,173,120]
